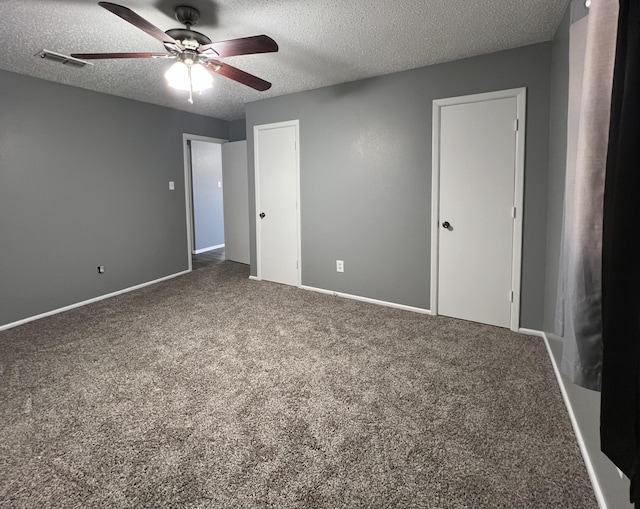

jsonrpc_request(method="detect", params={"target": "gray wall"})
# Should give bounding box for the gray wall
[229,119,247,141]
[544,6,570,332]
[246,43,552,329]
[0,69,229,327]
[190,140,225,251]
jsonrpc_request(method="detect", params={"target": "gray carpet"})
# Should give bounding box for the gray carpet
[0,261,597,509]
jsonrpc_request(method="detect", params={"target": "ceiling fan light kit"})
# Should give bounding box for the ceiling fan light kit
[165,61,213,104]
[66,2,278,103]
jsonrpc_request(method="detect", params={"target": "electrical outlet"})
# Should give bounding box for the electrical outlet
[169,181,175,191]
[336,260,344,273]
[97,266,105,274]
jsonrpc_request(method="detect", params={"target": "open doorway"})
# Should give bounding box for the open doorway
[182,134,228,271]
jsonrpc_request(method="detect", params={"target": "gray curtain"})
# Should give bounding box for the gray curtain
[555,0,619,391]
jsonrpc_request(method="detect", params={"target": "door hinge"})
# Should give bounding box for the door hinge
[296,260,299,269]
[511,206,516,219]
[514,118,519,131]
[509,290,514,302]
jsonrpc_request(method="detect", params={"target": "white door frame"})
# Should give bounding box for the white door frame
[430,87,526,331]
[182,133,228,271]
[253,119,301,286]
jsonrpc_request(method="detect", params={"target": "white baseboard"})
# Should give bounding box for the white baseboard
[300,285,430,314]
[0,269,190,332]
[248,275,260,281]
[518,327,546,338]
[521,328,607,509]
[193,244,224,254]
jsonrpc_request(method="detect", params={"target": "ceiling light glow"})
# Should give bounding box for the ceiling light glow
[165,61,213,103]
[190,63,214,92]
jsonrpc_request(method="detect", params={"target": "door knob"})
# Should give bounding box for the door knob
[442,221,451,229]
[259,212,266,219]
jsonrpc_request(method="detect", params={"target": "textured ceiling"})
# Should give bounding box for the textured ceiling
[0,0,569,121]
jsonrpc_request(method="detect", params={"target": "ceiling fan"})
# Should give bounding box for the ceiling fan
[71,2,278,103]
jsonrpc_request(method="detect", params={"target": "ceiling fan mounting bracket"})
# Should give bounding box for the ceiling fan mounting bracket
[174,5,200,27]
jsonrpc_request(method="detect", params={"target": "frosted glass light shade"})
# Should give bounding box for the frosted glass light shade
[165,61,213,92]
[165,61,190,90]
[190,64,213,92]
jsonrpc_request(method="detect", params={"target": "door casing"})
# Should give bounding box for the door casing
[182,133,228,271]
[430,87,526,331]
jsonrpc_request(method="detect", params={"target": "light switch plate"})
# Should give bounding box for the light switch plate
[169,181,175,190]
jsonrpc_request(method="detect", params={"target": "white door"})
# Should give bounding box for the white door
[255,121,299,286]
[222,141,250,264]
[435,91,524,328]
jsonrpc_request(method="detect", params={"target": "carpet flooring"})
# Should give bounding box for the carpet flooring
[0,261,597,508]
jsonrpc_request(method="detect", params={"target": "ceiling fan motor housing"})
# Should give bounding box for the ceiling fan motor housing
[165,28,212,49]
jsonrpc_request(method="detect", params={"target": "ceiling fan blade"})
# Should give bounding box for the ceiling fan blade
[98,2,184,50]
[70,52,169,59]
[199,35,278,57]
[206,60,272,91]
